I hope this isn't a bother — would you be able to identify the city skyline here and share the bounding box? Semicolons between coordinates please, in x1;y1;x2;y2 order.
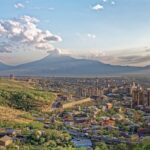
0;0;150;66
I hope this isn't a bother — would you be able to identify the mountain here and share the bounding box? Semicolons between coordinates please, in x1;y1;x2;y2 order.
0;62;12;71
134;65;150;74
0;53;149;76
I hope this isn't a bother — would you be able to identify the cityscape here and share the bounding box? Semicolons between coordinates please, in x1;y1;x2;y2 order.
0;76;150;149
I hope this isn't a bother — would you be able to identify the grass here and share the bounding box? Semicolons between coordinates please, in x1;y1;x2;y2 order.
0;106;33;124
0;78;56;111
0;78;56;129
0;78;34;88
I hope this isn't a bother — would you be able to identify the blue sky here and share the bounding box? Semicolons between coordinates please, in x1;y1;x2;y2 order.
0;0;150;66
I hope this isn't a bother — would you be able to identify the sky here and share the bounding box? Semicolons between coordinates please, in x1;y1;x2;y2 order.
0;0;150;66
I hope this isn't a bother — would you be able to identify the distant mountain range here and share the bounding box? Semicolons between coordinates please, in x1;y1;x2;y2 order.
0;62;12;71
0;53;150;77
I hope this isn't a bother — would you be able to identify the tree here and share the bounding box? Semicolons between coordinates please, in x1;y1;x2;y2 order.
112;143;128;150
140;138;150;150
95;142;108;150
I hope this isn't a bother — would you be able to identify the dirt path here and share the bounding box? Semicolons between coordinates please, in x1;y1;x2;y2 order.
62;98;92;109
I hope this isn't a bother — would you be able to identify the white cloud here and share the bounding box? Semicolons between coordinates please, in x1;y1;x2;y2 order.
86;51;113;62
0;16;62;53
20;15;39;23
87;33;96;39
14;3;25;9
74;50;117;65
47;48;62;55
103;0;107;2
111;1;115;5
92;4;104;11
0;43;12;53
0;24;6;33
75;33;96;40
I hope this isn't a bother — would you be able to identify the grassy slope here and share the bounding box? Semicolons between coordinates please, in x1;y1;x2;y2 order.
0;78;56;111
0;106;33;123
0;78;56;127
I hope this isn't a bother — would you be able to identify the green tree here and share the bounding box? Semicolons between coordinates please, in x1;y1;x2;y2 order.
95;142;108;150
112;143;128;150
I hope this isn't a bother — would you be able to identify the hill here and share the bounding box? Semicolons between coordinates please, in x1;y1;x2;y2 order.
0;79;56;111
0;106;33;124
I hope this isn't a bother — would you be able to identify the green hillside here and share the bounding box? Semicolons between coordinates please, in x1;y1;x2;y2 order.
0;79;74;150
0;78;56;111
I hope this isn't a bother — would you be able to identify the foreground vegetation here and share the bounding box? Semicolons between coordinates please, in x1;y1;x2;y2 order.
0;79;56;111
0;79;74;149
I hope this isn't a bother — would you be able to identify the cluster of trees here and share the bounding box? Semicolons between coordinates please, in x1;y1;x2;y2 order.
95;141;150;150
26;129;72;149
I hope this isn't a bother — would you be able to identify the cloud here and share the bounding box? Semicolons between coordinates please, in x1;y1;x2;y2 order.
0;24;6;33
0;43;12;53
75;47;150;67
87;33;96;39
118;55;150;64
0;16;62;53
76;50;117;64
75;33;96;40
92;4;104;11
111;1;115;5
89;52;118;64
47;48;62;55
145;48;150;52
14;3;25;9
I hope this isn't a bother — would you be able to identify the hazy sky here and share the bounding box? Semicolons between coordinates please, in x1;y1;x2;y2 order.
0;0;150;66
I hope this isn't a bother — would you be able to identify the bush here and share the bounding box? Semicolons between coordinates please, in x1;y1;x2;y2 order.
28;121;44;130
95;142;108;150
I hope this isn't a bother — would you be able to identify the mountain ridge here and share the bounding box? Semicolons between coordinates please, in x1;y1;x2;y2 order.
0;62;12;71
0;54;149;76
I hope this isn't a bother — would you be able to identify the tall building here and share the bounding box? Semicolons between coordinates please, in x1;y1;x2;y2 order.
131;82;137;106
131;83;144;106
130;82;136;95
75;87;103;98
147;88;150;106
137;87;144;106
132;88;138;106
